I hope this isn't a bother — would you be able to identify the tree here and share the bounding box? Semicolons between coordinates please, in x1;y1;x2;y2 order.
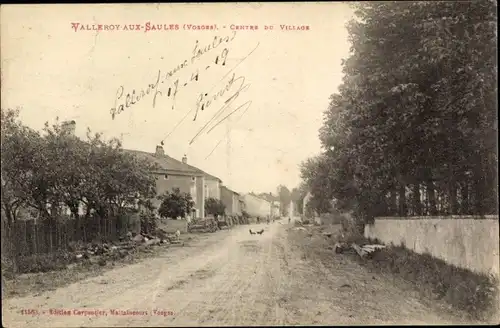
299;156;340;215
1;109;159;272
276;185;291;216
1;108;44;226
205;197;226;219
290;188;301;202
290;187;301;215
157;188;195;219
299;1;497;222
80;129;157;219
1;108;158;222
292;182;309;215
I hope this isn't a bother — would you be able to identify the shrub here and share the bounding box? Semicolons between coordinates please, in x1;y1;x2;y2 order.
205;198;226;219
157;188;194;219
16;251;76;274
140;210;157;235
320;212;343;225
340;212;364;236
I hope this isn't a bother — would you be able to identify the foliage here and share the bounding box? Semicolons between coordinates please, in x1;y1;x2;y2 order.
241;210;250;219
1;108;44;225
205;197;226;219
276;185;292;216
15;251;75;274
292;182;309;215
290;187;301;202
300;1;498;221
157;188;195;219
355;241;499;322
304;201;315;219
139;201;157;234
0;109;157;226
300;157;336;215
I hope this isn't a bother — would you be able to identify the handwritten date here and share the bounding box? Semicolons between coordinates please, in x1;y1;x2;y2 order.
110;32;236;119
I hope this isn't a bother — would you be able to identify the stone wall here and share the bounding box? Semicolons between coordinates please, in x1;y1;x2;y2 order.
365;216;500;277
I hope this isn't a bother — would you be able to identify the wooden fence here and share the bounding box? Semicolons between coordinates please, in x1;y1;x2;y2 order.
1;214;139;257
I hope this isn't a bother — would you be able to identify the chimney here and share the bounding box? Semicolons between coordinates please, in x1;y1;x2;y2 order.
155;145;165;157
61;120;76;136
182;154;187;164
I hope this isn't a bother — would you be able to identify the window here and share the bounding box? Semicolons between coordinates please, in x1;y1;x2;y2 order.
192;177;196;181
164;174;169;180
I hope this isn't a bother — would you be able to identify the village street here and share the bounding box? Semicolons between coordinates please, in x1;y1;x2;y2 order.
3;220;468;327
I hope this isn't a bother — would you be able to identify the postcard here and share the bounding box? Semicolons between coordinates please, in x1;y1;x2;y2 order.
1;2;498;327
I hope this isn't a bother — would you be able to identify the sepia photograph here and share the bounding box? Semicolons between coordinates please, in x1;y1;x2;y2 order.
1;2;498;326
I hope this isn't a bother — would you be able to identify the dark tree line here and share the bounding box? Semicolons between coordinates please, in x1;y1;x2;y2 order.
300;1;498;222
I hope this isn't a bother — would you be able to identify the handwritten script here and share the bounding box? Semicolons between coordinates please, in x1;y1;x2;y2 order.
110;31;260;156
166;41;259;158
110;31;236;119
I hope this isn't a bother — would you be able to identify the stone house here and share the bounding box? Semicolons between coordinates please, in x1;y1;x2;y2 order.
220;186;242;216
256;193;281;218
239;197;246;214
125;146;206;218
204;176;222;200
125;146;227;219
179;156;222;200
241;193;272;218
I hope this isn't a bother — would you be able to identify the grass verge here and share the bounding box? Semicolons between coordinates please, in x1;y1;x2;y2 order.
344;231;499;322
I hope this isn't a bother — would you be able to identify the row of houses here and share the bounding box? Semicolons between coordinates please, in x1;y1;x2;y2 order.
125;144;238;219
127;144;283;220
58;121;282;220
241;193;280;218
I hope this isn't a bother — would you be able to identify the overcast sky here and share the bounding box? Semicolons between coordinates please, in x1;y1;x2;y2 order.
1;3;354;195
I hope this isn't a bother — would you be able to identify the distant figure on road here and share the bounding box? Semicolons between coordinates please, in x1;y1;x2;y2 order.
288;217;291;224
257;217;260;224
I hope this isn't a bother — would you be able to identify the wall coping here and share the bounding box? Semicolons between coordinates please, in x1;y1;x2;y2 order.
374;215;499;221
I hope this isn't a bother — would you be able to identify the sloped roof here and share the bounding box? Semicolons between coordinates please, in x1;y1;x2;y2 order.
182;162;222;182
124;149;202;176
245;193;272;203
221;185;240;196
124;149;222;182
248;192;279;203
257;193;280;202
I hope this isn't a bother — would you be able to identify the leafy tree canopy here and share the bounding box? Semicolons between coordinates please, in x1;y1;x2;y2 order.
299;1;497;220
157;188;195;219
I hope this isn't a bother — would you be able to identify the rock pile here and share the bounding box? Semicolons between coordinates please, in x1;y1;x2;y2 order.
72;229;182;263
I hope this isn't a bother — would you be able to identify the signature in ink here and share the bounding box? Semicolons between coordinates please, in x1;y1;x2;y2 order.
159;42;259;139
109;32;237;120
189;42;260;145
189;72;251;145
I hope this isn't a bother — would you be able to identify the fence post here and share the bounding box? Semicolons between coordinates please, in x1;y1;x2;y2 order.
49;222;53;252
56;221;60;251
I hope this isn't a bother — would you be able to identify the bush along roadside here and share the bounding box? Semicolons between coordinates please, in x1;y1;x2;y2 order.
347;237;499;322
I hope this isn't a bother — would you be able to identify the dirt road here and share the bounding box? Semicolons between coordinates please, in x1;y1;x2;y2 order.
3;221;469;327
